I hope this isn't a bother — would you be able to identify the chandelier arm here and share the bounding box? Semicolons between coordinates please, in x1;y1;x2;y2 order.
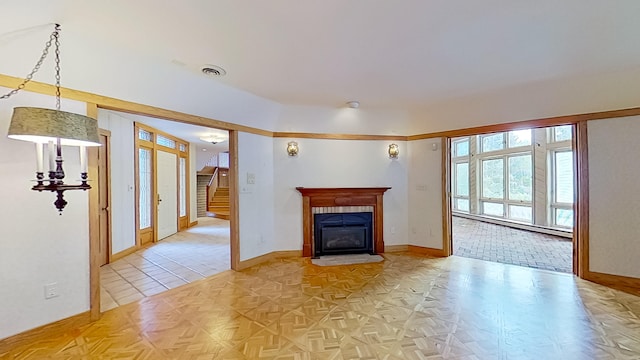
0;24;60;100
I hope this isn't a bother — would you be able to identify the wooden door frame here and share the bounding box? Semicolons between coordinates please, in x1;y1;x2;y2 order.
88;105;240;320
133;122;191;245
442;123;586;277
97;129;113;265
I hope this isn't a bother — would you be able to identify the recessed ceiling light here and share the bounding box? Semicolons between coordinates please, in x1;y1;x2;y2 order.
346;101;360;109
202;148;207;152
201;64;226;77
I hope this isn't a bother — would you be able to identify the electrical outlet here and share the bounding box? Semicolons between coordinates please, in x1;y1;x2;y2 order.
44;283;59;299
247;173;256;184
390;226;396;234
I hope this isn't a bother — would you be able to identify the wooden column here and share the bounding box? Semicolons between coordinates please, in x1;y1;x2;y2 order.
302;196;312;257
374;194;385;256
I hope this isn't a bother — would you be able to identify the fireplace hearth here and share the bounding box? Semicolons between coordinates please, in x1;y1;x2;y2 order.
314;212;373;257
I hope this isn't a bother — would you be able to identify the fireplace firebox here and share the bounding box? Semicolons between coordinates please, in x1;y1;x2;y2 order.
314;212;373;257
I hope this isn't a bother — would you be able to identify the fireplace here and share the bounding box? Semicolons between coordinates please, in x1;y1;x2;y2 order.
314;212;373;257
296;187;391;257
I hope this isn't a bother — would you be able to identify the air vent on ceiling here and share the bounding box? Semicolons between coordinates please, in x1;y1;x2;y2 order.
201;65;226;77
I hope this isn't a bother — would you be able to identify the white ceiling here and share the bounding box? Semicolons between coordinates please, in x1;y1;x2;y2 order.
110;111;229;153
2;1;640;117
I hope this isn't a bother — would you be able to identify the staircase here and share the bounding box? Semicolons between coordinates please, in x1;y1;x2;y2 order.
208;187;230;220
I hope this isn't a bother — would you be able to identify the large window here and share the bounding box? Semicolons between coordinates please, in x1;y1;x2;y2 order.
549;125;574;227
480;153;532;222
451;126;575;230
452;138;470;212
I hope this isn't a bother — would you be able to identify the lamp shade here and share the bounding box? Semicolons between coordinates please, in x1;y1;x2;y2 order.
8;107;101;146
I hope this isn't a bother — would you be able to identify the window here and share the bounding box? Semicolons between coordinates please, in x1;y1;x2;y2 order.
451;137;470;213
179;143;187;152
179;157;187;217
508;130;531;148
509;205;532;222
481;133;504;153
139;148;152;229
450;126;574;230
552;125;572;142
156;134;176;149
551;150;574;227
138;129;152;142
454;139;469;157
456;163;469;197
508;155;532;201
478;132;533;222
456;199;470;212
483;202;504;217
482;158;504;199
218;152;230;168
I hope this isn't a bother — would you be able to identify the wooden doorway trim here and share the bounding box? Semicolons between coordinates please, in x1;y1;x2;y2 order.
442;137;453;256
575;121;589;277
98;129;113;266
87;103;101;321
441;123;585;278
88;106;241;317
229;130;240;270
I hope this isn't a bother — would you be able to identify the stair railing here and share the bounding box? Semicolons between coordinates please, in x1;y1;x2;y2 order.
206;167;219;210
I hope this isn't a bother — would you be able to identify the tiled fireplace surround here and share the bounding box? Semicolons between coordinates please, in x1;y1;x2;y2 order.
296;187;391;257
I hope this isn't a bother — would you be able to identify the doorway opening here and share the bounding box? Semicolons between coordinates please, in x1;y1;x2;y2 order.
95;110;233;311
449;125;575;273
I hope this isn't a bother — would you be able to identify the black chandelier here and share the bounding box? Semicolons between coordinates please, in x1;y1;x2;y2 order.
1;24;101;213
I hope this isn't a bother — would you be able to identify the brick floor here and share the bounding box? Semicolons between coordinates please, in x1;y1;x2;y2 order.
452;216;573;273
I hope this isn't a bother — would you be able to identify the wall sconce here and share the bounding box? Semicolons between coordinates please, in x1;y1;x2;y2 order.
2;24;101;213
388;143;399;159
287;141;299;156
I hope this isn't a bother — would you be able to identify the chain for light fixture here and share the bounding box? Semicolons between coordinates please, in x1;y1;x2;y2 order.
0;24;60;101
3;24;101;213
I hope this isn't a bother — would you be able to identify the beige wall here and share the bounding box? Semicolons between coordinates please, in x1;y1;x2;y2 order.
407;138;444;249
588;116;640;278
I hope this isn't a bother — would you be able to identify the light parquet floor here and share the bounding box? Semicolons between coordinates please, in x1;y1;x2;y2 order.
3;253;640;359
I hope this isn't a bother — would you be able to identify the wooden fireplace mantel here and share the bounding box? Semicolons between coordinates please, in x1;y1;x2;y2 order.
296;187;391;257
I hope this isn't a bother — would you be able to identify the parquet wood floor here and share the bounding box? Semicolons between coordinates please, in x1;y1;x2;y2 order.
2;253;640;359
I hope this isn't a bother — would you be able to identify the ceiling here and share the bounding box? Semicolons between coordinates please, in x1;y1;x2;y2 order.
2;1;640;114
110;111;229;153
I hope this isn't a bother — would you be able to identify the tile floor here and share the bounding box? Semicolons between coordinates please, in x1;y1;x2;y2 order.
100;217;230;311
453;216;573;273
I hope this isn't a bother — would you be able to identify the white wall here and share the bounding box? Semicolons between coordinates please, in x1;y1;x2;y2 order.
97;110;136;254
0;88;89;339
276;105;411;135
272;138;409;252
588;116;640;278
407;139;444;249
237;132;275;261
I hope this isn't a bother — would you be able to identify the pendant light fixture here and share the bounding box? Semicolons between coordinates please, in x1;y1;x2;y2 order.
2;24;101;213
